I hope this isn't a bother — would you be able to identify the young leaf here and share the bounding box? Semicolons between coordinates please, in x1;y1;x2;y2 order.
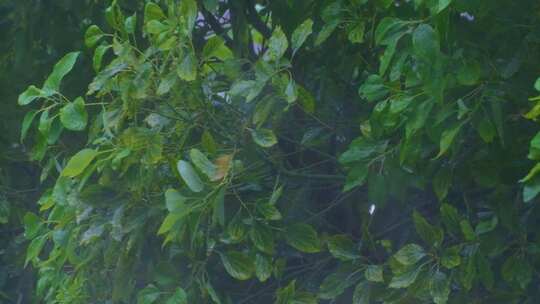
93;44;111;72
285;223;320;253
436;123;463;158
179;0;197;35
177;49;198;81
177;160;204;192
62;148;98;178
220;251;254;280
144;2;166;23
25;234;48;267
60;97;88;131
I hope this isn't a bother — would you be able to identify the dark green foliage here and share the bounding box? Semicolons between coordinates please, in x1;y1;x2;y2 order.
5;0;540;303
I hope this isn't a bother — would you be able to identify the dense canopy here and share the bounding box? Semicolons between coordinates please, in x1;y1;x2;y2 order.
2;0;540;303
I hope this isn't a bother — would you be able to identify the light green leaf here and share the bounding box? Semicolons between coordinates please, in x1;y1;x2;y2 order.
220;251;254;280
93;45;111;72
23;212;42;239
18;85;45;106
457;61;481;86
62;148;98;178
165;288;187;304
535;77;540;91
393;243;426;265
285;223;320;253
25;234;48;267
291;19;313;54
343;163;369;192
264;26;288;61
255;254;272;282
315;21;339;46
190;148;217;179
144;2;166;23
177;160;204;192
348;21;366;43
60;97;88;131
85;25;105;48
43;52;80;93
375;17;406;46
146;20;169;34
202;36;233;61
125;13;137;34
327;235;360;260
165;189;186;212
365;265;384;283
250;128;278;148
20;110;38;142
441;246;461;269
179;0;197;35
177;50;198;81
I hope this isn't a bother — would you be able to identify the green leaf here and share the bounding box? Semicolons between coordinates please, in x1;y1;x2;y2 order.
85;25;105;48
535;77;540;91
315;20;339;46
441;246;461;269
352;281;370;304
348;21;366;43
165;189;186;212
436;123;462;158
62;148;98;178
457;61;481;86
250;224;275;254
375;17;406;46
412;24;439;62
430;271;450;304
388;264;423;288
440;203;461;235
190;148;217;179
177;49;198;81
125;13;137;34
158;212;186;235
433;166;451;201
255;254;272;282
285;223;320;253
165;288;187;304
327;235;359;260
60;97;88;131
137;284;161;304
146;20;169;34
177;160;204;192
20;110;38;142
365;265;384;283
459;219;476;241
264;26;288;61
23;212;42;239
318;271;352;300
358;75;389;102
476;253;494;290
202;36;233;61
291;19;313;54
250;128;278;148
93;44;111;72
413;211;444;247
43;52;80;94
502;255;532;289
393;244;426;265
220;251;254;280
144;2;166;23
179;0;197;35
18;85;45;106
25;234;48;267
524;177;540;202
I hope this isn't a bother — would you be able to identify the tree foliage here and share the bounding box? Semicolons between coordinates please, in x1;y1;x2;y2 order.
7;0;540;303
